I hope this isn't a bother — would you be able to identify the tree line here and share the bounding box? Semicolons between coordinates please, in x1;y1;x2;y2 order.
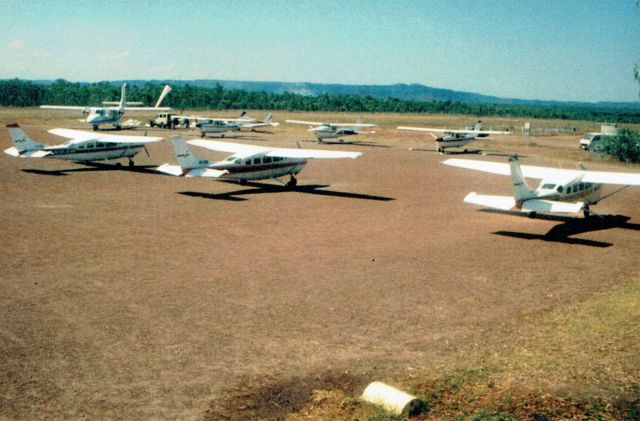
1;78;639;124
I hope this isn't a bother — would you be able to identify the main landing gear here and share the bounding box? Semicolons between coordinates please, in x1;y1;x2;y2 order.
286;175;298;188
128;158;135;167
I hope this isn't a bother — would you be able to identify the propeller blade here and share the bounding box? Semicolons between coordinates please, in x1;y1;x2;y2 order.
144;145;150;157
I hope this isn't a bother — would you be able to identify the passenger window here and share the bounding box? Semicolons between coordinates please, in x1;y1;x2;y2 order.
244;160;250;165
253;158;262;165
567;186;572;194
264;156;272;163
234;159;242;164
274;156;282;162
557;186;563;193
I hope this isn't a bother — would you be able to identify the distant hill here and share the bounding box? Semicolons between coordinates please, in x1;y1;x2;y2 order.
15;78;640;110
112;79;640;110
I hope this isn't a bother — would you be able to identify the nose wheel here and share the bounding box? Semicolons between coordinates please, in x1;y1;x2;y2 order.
286;175;298;188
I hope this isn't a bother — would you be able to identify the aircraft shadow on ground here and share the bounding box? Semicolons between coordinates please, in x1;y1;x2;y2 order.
22;162;159;176
301;139;390;148
409;148;526;158
179;181;395;202
481;209;640;248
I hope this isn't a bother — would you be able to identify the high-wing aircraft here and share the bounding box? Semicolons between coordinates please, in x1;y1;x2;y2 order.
41;84;171;131
285;118;376;143
398;121;511;153
4;123;162;166
156;136;362;187
443;156;640;217
169;112;278;137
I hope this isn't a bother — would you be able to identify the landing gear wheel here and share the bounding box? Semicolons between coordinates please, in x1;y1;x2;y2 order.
221;134;225;138
583;207;591;219
93;125;99;131
115;125;122;130
200;131;205;138
128;159;134;168
287;176;298;188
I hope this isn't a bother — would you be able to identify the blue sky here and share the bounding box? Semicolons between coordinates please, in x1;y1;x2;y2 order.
1;0;639;102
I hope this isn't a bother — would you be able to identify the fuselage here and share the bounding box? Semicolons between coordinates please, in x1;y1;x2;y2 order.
86;108;123;127
44;141;144;162
197;120;241;134
530;176;603;206
313;126;358;140
188;153;306;181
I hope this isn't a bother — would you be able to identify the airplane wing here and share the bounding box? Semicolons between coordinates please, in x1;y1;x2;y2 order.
188;139;362;159
329;123;376;128
581;170;640;186
40;105;90;111
445;158;640;186
285;119;322;126
48;128;163;144
398;126;509;135
123;106;172;111
443;158;578;180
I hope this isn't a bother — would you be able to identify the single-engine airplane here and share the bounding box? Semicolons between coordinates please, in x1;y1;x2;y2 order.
398;121;511;153
4;123;162;167
179;112;278;137
156;136;361;187
41;83;171;131
285;118;376;143
443;156;640;217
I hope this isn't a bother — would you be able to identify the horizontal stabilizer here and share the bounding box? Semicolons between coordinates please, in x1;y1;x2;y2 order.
4;147;51;158
155;163;184;176
4;147;19;157
464;193;515;210
185;168;229;178
521;199;584;214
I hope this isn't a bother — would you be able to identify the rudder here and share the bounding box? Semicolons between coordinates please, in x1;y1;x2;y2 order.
6;123;45;151
170;136;210;169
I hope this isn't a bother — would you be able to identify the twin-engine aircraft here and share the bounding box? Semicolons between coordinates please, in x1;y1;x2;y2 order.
443;156;640;217
285;118;376;143
156;136;361;187
398;121;511;153
41;83;171;131
4;123;162;166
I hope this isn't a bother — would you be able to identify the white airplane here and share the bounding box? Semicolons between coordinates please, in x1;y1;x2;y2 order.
156;136;361;187
398;121;511;153
443;156;640;217
285;118;376;143
41;84;171;131
172;111;278;137
4;123;162;167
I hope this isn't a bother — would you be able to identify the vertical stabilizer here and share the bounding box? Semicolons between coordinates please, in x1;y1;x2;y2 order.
6;123;45;151
473;120;483;131
509;156;536;203
264;113;272;123
170;136;210;169
155;85;172;108
118;83;127;112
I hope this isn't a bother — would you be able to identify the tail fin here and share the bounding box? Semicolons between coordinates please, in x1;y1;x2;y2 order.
170;136;210;169
6;123;45;152
154;85;172;108
118;83;127;111
509;156;535;202
238;111;247;118
264;113;272;123
473;120;483;131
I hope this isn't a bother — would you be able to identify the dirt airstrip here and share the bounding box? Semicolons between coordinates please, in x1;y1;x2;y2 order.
0;109;639;419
